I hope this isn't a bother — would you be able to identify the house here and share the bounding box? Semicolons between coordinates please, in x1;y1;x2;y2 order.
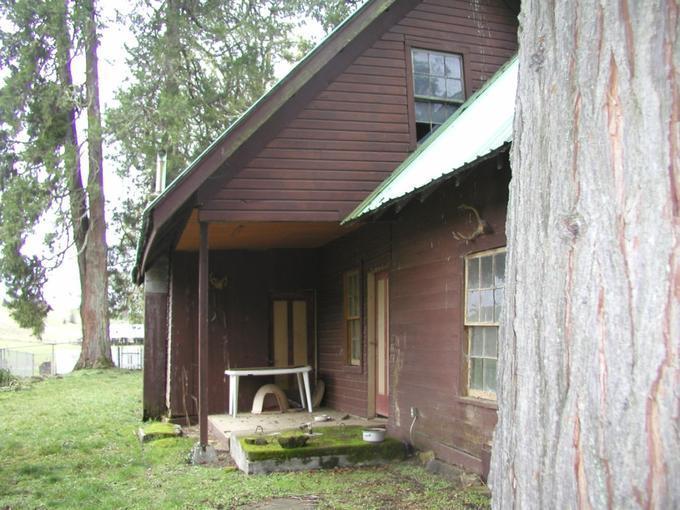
133;0;519;477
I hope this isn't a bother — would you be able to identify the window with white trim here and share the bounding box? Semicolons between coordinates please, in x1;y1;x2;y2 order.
411;48;465;142
465;248;505;399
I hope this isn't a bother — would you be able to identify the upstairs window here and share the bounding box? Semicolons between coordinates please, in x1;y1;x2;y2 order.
411;48;465;142
465;248;505;400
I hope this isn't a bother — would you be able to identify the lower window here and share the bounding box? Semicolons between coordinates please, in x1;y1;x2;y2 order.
464;248;505;399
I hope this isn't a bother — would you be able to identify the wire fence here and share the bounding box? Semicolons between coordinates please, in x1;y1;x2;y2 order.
0;343;143;377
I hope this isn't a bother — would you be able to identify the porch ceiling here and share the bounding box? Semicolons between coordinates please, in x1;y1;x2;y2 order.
176;209;358;251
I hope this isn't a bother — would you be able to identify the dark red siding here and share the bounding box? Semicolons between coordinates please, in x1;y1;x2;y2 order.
318;159;510;474
167;250;318;417
317;223;391;416
201;0;517;222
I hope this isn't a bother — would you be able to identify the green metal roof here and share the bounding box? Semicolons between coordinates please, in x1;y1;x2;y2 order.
343;55;518;224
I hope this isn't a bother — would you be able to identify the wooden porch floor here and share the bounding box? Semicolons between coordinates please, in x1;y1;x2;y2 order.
208;408;387;450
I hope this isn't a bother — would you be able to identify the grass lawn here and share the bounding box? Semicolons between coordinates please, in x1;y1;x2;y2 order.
0;370;490;509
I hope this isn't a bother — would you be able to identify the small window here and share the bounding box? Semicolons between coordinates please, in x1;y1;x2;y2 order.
465;248;505;399
344;270;361;366
411;48;465;142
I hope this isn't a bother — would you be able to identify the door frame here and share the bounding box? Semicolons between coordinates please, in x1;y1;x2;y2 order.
366;270;389;418
268;291;316;374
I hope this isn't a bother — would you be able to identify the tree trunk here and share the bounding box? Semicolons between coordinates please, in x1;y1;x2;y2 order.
56;0;88;302
490;1;679;508
75;0;112;369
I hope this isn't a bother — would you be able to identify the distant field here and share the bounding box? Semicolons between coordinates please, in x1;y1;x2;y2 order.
0;306;81;348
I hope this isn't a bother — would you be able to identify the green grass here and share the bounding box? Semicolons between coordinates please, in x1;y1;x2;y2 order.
0;370;490;509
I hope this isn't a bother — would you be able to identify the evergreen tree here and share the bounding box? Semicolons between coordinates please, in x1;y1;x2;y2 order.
0;0;112;367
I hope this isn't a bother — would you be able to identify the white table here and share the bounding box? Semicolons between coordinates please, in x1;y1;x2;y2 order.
224;365;313;418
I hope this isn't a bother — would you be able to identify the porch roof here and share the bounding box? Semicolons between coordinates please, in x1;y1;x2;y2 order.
175;211;358;251
342;55;518;224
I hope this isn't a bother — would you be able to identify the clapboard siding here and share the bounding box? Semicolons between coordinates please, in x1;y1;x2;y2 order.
201;0;517;221
317;223;392;416
315;158;511;474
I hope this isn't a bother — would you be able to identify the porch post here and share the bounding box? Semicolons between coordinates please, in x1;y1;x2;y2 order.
142;256;169;421
198;221;209;448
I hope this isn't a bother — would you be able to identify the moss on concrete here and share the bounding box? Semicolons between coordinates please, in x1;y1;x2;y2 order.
138;422;182;443
240;426;405;463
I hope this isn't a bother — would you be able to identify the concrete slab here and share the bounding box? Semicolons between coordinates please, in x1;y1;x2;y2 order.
229;426;405;474
208;408;386;451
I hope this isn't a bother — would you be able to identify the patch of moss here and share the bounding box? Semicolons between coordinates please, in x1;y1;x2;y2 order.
139;422;182;443
239;426;405;463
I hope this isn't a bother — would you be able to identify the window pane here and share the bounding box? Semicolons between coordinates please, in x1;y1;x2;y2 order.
351;319;361;360
470;327;484;356
414;73;429;96
495;252;506;287
467;290;480;322
413;49;429;74
484;327;498;358
446;78;463;100
429;53;445;76
467;257;479;290
347;272;359;316
483;359;497;393
415;101;430;122
481;255;493;288
480;289;494;322
430;77;446;98
445;55;461;78
494;288;504;322
432;102;449;123
470;358;483;390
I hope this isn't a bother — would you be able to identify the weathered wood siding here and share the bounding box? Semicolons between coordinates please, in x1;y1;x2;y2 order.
388;161;509;474
318;159;510;474
167;250;318;417
201;0;517;222
317;223;392;416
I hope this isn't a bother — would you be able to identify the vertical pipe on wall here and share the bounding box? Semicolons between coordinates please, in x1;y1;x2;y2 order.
198;222;209;448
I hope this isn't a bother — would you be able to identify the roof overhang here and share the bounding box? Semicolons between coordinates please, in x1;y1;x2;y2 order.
133;0;421;284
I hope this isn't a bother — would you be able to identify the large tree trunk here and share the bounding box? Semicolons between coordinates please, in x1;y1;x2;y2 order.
490;1;679;508
75;0;112;369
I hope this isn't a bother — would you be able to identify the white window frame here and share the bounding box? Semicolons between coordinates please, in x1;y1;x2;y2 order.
464;247;506;400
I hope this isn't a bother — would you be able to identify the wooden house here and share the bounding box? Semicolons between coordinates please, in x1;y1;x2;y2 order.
133;0;519;477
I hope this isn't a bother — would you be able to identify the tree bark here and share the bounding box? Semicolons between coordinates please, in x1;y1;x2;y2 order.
56;0;88;303
491;1;679;508
75;0;112;369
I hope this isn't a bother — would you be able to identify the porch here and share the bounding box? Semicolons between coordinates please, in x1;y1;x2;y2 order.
208;408;387;450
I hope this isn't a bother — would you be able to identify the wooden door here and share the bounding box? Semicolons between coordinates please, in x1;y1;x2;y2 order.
375;272;389;417
271;296;312;389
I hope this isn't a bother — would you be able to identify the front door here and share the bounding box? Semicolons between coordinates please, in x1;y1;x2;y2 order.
271;295;313;389
375;272;389;417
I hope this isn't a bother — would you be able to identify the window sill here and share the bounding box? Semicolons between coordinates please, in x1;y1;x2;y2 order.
344;364;363;374
455;396;498;410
